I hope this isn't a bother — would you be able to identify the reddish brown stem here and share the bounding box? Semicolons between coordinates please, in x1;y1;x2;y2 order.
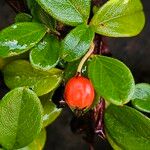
93;98;106;139
89;143;95;150
93;34;112;56
6;0;28;13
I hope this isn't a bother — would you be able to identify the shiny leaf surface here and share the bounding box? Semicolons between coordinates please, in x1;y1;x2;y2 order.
30;35;60;70
27;0;56;29
19;129;46;150
35;0;91;26
90;0;145;37
62;24;94;62
131;83;150;113
105;105;150;150
0;87;43;149
40;93;62;128
15;13;32;22
3;60;63;96
0;22;47;57
88;55;135;105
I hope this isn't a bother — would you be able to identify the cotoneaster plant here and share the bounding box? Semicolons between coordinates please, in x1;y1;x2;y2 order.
0;0;149;149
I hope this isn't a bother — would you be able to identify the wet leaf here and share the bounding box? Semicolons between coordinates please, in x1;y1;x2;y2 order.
90;0;145;37
35;0;91;26
0;22;47;57
30;35;60;70
19;129;46;150
3;60;63;96
15;13;32;22
27;0;56;30
40;93;62;128
88;55;135;105
0;87;43;149
62;24;94;62
105;105;150;150
131;83;150;113
0;51;29;70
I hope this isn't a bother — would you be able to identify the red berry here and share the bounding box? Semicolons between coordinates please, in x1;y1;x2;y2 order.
64;76;95;109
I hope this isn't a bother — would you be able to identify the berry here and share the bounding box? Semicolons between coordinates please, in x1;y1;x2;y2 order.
64;76;95;109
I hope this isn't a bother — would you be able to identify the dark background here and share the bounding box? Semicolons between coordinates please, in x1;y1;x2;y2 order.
0;0;150;150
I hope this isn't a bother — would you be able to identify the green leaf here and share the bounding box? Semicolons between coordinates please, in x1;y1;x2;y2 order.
27;0;56;30
40;93;62;128
0;51;29;70
131;83;150;113
15;13;32;22
19;129;46;150
26;0;36;9
64;60;80;82
88;55;135;105
90;0;145;37
62;24;94;62
0;87;43;149
35;0;91;26
33;5;56;30
3;60;63;96
0;22;47;58
30;35;60;70
105;105;150;150
64;59;88;82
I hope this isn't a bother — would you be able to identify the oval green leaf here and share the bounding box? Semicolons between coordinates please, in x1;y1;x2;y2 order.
62;24;94;62
0;51;29;70
88;55;135;105
90;0;145;37
0;87;43;149
3;60;63;96
35;0;91;26
40;93;62;128
105;105;150;150
0;22;47;58
26;0;56;30
131;83;150;113
19;129;46;150
30;35;60;70
15;13;32;23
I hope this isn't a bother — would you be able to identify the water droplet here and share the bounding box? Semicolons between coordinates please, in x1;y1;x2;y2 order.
15;76;20;80
123;0;129;4
43;114;49;121
12;25;17;29
0;40;27;50
9;51;18;56
30;42;35;46
38;41;47;50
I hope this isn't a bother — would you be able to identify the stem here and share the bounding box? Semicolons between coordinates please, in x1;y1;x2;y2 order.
47;28;61;37
6;0;28;13
89;143;95;150
77;42;95;74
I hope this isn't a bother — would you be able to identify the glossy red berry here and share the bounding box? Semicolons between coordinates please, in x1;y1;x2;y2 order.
64;76;95;109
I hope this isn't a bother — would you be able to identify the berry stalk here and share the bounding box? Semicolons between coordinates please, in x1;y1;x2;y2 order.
77;42;95;74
